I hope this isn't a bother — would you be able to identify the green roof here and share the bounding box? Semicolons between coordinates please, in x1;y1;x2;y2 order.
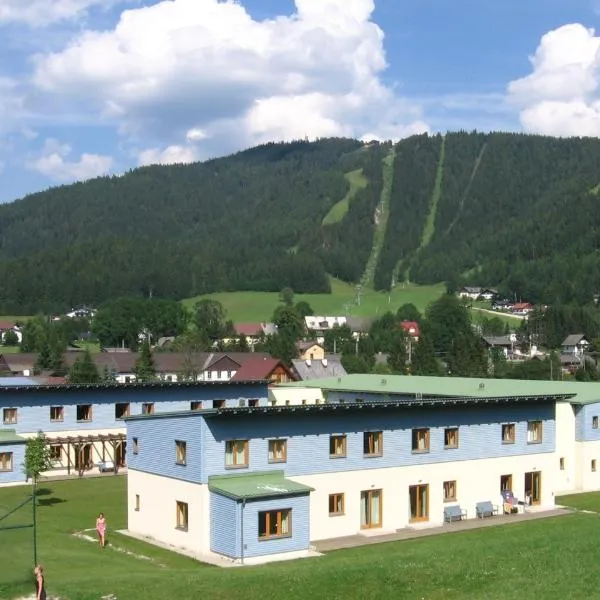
208;470;314;500
0;429;26;445
280;374;600;405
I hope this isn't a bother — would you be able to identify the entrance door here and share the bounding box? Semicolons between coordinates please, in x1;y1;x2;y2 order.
75;444;92;470
360;489;382;529
115;442;127;467
524;472;542;505
500;474;513;493
409;484;429;522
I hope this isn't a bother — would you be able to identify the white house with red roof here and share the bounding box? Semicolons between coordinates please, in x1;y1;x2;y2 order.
399;321;420;341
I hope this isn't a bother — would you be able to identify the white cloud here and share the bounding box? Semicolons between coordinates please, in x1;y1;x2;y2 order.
138;145;199;166
0;0;133;27
32;0;428;154
29;138;113;182
508;23;600;137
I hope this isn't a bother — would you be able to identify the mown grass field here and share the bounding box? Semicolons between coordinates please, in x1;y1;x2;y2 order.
182;278;446;323
0;478;599;600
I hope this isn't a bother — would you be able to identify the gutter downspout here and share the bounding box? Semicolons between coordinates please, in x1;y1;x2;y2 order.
240;498;246;565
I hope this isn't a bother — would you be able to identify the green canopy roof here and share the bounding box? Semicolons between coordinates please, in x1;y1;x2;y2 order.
209;471;314;501
0;429;26;445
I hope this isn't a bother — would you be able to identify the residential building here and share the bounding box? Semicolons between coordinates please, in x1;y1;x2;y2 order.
230;357;297;384
0;378;268;485
561;334;589;357
291;357;347;381
0;322;22;344
295;341;325;361
399;321;420;341
124;374;581;564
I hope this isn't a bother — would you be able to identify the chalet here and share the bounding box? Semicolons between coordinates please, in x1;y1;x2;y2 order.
296;341;325;361
230;357;296;384
399;321;420;341
458;287;497;301
561;334;590;357
346;317;373;339
482;335;516;359
291;356;347;381
511;303;534;316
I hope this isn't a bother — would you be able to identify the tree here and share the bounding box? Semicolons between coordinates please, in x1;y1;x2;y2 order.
68;349;100;384
23;431;52;485
411;327;442;376
279;287;295;306
323;324;353;354
426;294;473;356
263;332;298;366
387;334;407;373
101;365;117;383
193;299;227;341
396;303;422;324
179;352;203;381
135;342;156;382
2;329;18;346
272;305;304;341
294;301;314;319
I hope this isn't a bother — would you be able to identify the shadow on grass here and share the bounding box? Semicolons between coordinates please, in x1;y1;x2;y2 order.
35;488;52;497
38;497;66;507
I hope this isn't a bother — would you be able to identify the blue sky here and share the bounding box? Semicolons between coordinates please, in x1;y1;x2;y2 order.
0;0;599;203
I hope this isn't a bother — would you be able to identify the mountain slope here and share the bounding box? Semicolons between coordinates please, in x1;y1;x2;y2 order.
2;132;600;313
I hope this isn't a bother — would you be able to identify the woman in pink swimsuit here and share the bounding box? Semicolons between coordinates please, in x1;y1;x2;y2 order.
96;512;107;548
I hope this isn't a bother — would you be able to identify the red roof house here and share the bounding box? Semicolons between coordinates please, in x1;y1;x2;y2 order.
399;321;420;339
230;356;297;383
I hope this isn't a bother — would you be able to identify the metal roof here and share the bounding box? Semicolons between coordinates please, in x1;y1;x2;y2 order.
208;471;313;501
279;374;595;404
0;428;26;444
0;376;41;387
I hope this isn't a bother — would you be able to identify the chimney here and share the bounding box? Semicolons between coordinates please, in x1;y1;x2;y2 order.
322;358;328;367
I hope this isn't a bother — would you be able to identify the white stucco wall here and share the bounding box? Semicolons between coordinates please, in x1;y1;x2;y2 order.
290;452;556;541
127;469;210;554
554;402;577;493
574;441;600;492
268;386;325;406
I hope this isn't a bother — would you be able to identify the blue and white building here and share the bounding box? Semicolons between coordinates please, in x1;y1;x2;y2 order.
125;374;592;563
0;377;268;484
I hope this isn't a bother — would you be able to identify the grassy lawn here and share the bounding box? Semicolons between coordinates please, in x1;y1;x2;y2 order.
322;169;368;226
1;479;600;600
556;491;600;512
182;278;445;322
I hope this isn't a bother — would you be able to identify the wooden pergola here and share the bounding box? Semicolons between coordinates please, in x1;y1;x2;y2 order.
46;433;126;477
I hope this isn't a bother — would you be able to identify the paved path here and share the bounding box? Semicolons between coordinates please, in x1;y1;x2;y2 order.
313;507;571;552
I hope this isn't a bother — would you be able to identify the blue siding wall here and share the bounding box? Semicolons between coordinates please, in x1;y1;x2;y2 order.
241;494;310;559
210;492;239;558
201;403;556;480
127;415;203;482
576;404;600;441
0;384;267;434
0;443;27;484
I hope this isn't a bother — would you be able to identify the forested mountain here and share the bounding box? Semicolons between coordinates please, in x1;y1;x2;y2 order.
1;132;600;313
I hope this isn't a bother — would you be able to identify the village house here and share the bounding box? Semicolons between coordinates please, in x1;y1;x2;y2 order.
295;341;325;361
291;356;348;381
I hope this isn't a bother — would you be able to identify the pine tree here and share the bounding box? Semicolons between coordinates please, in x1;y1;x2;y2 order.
69;349;100;384
135;342;156;382
411;333;442;376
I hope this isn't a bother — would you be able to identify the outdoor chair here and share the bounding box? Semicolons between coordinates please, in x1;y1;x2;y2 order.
475;501;499;518
443;505;467;523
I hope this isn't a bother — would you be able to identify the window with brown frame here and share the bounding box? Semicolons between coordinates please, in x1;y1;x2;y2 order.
268;439;287;463
328;493;345;516
176;440;187;465
2;408;17;425
115;403;130;420
559;457;565;470
249;399;259;407
176;501;188;530
329;435;347;458
49;445;61;461
213;399;226;409
142;403;154;415
258;509;291;539
363;431;383;456
412;428;430;452
593;460;597;472
443;480;457;502
444;427;459;449
225;439;248;468
593;416;599;429
132;437;139;455
190;401;203;411
76;404;92;422
527;421;543;444
0;452;13;471
502;423;515;444
50;406;64;422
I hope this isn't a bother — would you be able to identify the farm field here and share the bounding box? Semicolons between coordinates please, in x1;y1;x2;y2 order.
0;478;599;600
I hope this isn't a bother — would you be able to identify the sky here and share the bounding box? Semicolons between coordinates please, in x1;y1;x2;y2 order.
1;0;599;203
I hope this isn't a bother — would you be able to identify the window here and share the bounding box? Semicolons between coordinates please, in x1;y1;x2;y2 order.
249;399;259;407
502;423;515;444
190;401;202;411
135;494;140;511
285;400;291;406
329;435;347;458
225;440;248;468
594;416;599;429
412;428;430;452
142;403;154;415
268;439;287;463
238;399;246;407
444;427;459;449
593;460;597;472
443;480;457;502
301;399;307;405
0;452;13;471
50;406;64;422
361;489;382;528
328;493;345;516
527;421;543;444
176;501;188;530
500;474;512;493
363;431;383;456
76;404;92;422
213;399;226;409
115;403;130;419
49;445;61;461
258;509;291;539
2;408;17;425
559;457;565;470
176;440;187;465
132;437;139;455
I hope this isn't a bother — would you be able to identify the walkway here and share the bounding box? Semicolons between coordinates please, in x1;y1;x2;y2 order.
313;507;571;552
